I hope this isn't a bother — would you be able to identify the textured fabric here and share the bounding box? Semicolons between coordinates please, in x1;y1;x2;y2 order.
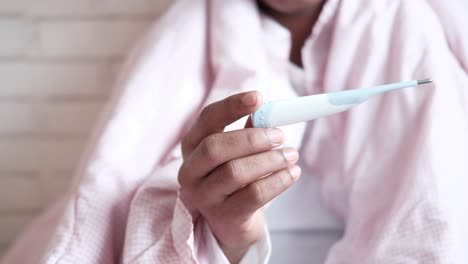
3;0;468;263
263;58;345;263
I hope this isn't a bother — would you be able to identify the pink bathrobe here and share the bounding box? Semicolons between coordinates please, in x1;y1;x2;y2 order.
3;0;468;263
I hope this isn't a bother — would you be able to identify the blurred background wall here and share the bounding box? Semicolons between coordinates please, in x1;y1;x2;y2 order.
0;0;172;257
0;0;467;259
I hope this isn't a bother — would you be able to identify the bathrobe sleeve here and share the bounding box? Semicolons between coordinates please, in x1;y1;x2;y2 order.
118;147;270;264
309;0;468;263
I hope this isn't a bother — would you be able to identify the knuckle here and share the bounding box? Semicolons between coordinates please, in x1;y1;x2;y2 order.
181;136;192;156
199;105;214;125
223;160;244;185
265;150;281;164
226;94;240;114
245;130;262;149
177;163;190;186
224;133;242;148
245;156;262;172
247;183;266;206
278;170;293;188
199;135;221;162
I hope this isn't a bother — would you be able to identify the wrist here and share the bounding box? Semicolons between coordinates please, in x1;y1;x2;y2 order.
220;244;250;264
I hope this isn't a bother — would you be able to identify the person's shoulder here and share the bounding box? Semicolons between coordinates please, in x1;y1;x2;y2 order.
369;0;443;36
332;0;450;76
360;0;446;51
339;0;442;34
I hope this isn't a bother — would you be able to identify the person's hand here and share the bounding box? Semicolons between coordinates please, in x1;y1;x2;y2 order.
178;91;301;263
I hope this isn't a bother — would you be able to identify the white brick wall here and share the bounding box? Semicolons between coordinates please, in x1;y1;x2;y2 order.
0;0;173;257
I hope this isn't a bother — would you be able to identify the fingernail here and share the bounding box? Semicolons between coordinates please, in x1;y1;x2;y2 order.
282;148;299;163
267;128;284;146
288;165;301;180
241;92;258;106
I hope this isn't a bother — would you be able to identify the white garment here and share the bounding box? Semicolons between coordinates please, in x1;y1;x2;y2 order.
236;64;345;264
236;14;346;264
265;63;345;263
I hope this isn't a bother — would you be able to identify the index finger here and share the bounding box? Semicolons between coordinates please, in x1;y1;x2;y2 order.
182;91;263;156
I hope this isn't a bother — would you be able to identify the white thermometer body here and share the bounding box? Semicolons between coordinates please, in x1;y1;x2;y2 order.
252;79;432;128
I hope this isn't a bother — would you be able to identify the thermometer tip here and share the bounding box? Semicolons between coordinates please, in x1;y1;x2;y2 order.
417;78;433;85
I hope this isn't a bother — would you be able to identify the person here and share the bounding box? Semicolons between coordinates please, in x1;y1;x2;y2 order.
3;0;468;263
